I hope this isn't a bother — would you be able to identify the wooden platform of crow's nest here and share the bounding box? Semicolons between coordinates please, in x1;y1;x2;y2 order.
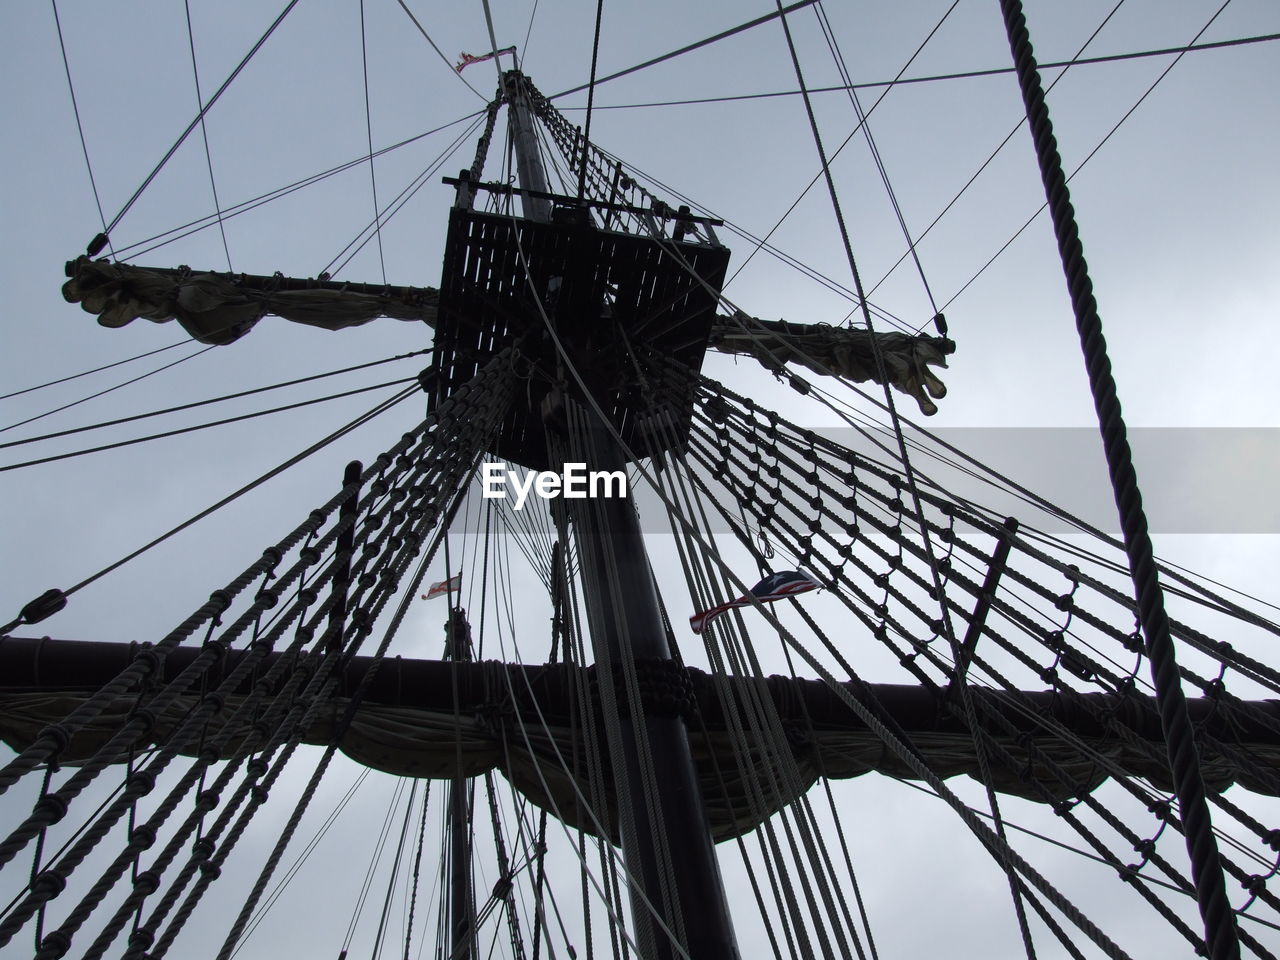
429;207;730;470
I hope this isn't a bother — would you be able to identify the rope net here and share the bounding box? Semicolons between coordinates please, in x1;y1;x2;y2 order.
2;344;1277;958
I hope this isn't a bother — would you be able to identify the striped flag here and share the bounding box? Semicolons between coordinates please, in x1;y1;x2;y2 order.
689;571;821;634
422;573;461;600
455;46;516;74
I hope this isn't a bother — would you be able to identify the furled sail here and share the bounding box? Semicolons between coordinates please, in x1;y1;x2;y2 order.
62;256;439;346
709;312;955;415
62;258;953;413
3;638;1275;844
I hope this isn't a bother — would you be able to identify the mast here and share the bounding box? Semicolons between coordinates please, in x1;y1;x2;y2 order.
560;408;740;960
446;607;477;960
504;72;552;223
502;69;740;960
4;16;1272;956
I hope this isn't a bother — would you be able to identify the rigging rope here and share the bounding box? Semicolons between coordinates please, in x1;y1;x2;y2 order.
630;356;858;957
577;0;605;202
0;349;431;451
319;113;489;279
0;383;418;634
403;779;431;960
8;531;365;953
393;0;488;101
0;376;416;472
868;0;1129;307
546;0;819;101
359;0;387;285
892;770;1280;938
109;110;486;262
754;18;1046;951
97;0;301;247
812;1;942;319
463;60;1280;942
675;358;1274;947
722;0;959;296
49;0;109;253
520;0;541;67
0;346;217;436
231;769;373;956
794;370;1280;645
371;781;420;959
941;0;1236;316
63;625;356;959
342;779;409;954
210;425;497;960
489;156;1142;956
182;0;232;272
0;340;191;402
997;2;1239;956
559;30;1280;110
684;367;1276;728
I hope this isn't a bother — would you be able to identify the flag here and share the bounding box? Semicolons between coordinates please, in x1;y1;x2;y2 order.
455;46;516;74
423;573;461;600
689;571;821;634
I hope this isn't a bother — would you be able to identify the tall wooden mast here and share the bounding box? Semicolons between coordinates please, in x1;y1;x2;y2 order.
446;608;476;960
490;69;740;960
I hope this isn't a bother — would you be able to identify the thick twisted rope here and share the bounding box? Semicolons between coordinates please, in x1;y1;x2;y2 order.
997;2;1239;957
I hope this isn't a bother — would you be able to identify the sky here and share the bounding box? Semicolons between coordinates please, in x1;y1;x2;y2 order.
2;1;1279;958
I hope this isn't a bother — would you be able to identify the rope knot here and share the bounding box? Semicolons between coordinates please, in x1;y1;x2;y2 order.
196;789;221;812
125;768;156;799
127;928;154;951
37;931;71;960
34;792;69;825
38;723;70;755
133;869;160;894
32;870;66;898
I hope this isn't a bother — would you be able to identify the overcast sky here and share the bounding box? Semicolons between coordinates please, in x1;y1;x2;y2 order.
2;1;1279;958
